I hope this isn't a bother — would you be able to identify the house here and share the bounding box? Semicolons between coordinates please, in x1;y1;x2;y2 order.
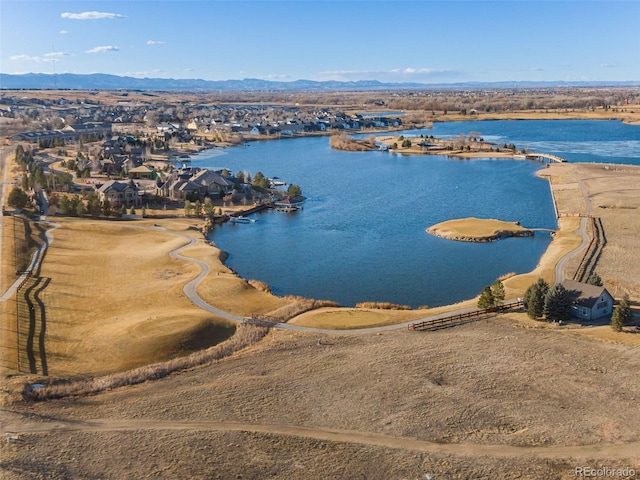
190;169;235;198
172;180;201;200
277;123;304;135
561;280;614;320
97;180;141;207
128;165;157;180
62;122;112;138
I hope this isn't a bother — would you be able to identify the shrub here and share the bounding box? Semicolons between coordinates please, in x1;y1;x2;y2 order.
248;279;271;293
355;302;411;310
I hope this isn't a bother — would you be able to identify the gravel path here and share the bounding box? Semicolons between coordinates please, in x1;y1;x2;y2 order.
5;418;640;461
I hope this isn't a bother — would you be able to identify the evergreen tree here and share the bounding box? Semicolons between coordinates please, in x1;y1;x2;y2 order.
611;308;624;332
491;280;505;305
523;278;549;319
251;171;269;189
611;293;631;332
59;195;71;215
193;200;203;218
477;286;495;309
203;198;215;217
586;272;603;286
70;196;84;216
287;184;302;198
101;199;112;217
184;200;193;217
86;193;101;216
544;283;572;322
7;187;28;209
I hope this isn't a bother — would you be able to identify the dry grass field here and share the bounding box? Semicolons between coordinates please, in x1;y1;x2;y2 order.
35;220;228;374
28;218;298;375
2;316;640;479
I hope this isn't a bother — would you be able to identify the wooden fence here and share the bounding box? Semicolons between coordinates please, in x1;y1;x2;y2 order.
408;301;524;332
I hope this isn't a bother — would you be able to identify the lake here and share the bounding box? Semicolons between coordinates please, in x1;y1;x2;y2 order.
198;120;639;308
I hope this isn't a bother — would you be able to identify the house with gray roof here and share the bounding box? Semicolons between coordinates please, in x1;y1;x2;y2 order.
190;169;235;198
561;280;614;321
97;180;140;207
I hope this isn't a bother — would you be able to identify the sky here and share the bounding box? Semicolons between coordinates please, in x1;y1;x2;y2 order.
1;0;639;84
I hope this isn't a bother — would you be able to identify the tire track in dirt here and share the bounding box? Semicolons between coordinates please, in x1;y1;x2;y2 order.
4;419;640;461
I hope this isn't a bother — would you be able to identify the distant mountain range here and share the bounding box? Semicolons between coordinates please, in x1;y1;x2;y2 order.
1;73;638;91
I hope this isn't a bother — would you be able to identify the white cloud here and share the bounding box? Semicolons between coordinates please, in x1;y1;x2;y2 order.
10;54;40;62
59;30;68;34
61;11;126;20
146;40;166;45
10;52;72;64
86;46;120;54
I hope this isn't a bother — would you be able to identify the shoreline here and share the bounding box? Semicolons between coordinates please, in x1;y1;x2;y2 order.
202;161;573;316
426;218;535;243
3;116;640;376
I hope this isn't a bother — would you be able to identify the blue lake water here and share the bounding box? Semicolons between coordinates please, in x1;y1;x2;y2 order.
199;120;640;308
425;119;640;165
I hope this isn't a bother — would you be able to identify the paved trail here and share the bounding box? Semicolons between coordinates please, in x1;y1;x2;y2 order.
164;226;520;334
3;418;639;461
553;165;592;283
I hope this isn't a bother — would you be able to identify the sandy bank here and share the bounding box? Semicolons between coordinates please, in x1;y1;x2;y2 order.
426;217;534;242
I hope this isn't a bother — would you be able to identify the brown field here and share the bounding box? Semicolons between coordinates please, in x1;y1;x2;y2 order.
2;315;640;479
11;219;290;375
37;220;230;374
2;103;640;477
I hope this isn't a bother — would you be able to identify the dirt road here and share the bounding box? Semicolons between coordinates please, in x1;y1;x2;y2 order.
4;418;640;461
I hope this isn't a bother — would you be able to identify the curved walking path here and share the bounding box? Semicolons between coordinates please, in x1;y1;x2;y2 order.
164;225;523;334
4;418;639;461
554;216;589;283
553;165;593;283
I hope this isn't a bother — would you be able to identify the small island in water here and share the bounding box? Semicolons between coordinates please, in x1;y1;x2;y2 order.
426;217;534;242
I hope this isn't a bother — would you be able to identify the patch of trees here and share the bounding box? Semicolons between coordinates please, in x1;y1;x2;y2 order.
611;293;631;332
287;184;302;198
184;198;223;218
523;279;572;322
7;187;28;209
54;193;123;218
477;280;506;309
251;172;270;189
58;195;86;217
330;134;377;151
38;137;66;149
